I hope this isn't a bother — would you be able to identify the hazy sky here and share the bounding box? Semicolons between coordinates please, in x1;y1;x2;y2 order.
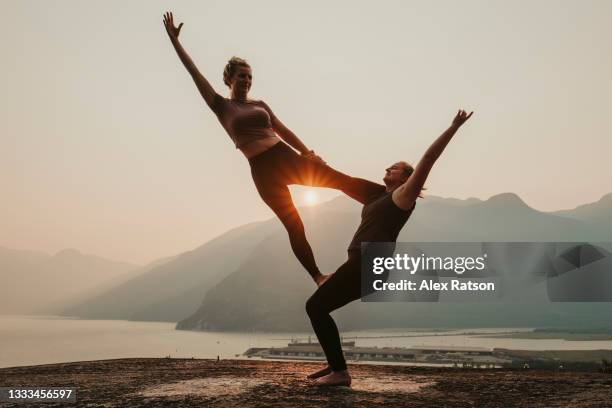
2;0;611;264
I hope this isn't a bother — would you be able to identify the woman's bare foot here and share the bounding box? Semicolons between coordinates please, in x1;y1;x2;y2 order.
314;273;332;287
314;370;351;387
306;365;332;380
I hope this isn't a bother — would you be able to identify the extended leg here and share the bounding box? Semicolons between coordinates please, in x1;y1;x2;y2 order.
288;153;386;204
256;183;321;279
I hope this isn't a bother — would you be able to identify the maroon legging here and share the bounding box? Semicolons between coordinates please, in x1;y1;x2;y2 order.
248;141;383;278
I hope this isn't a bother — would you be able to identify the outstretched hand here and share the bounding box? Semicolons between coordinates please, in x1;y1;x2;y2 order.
163;11;183;40
452;109;473;128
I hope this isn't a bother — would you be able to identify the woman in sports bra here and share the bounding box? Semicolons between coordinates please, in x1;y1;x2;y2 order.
163;12;381;286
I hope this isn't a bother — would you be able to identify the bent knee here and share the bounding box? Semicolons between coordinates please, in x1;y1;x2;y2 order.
305;296;322;317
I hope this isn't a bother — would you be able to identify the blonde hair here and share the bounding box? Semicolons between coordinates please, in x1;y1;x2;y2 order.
223;56;251;87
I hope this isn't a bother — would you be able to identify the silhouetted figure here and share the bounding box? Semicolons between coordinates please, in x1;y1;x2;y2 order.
163;11;378;286
306;110;473;387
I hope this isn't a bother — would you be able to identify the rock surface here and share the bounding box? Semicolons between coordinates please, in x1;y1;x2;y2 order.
1;358;611;407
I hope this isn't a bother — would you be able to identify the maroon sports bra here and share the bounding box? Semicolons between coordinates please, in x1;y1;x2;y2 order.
211;95;278;149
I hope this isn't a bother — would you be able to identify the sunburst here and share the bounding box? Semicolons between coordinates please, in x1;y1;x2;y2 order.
304;190;318;206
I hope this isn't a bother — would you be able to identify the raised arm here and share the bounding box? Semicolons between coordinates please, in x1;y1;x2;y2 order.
271;116;310;154
163;12;218;110
259;101;326;163
392;110;473;210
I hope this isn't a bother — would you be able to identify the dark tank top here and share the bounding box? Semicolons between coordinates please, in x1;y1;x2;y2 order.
348;191;415;251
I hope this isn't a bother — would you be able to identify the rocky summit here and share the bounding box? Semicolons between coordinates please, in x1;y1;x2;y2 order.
1;358;611;407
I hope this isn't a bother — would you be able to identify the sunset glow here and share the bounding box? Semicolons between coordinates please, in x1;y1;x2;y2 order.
304;190;319;206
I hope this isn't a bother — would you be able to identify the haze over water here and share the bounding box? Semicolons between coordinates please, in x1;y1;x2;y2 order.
3;316;612;369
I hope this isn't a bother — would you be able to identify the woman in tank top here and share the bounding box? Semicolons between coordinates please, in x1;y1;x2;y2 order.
163;12;380;286
306;109;473;387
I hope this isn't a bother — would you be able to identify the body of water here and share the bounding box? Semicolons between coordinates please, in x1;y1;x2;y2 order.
2;315;612;369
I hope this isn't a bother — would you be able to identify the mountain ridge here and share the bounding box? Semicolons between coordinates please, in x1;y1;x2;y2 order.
6;191;612;330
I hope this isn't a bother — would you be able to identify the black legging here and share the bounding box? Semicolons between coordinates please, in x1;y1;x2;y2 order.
305;250;383;371
249;142;383;278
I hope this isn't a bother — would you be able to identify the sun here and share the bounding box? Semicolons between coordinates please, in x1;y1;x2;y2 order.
304;190;319;206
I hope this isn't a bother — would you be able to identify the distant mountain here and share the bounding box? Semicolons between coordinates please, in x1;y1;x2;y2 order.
61;221;278;322
176;210;358;331
421;195;483;207
553;193;612;239
555;192;612;219
55;191;612;331
398;192;590;242
0;247;138;314
176;192;612;331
